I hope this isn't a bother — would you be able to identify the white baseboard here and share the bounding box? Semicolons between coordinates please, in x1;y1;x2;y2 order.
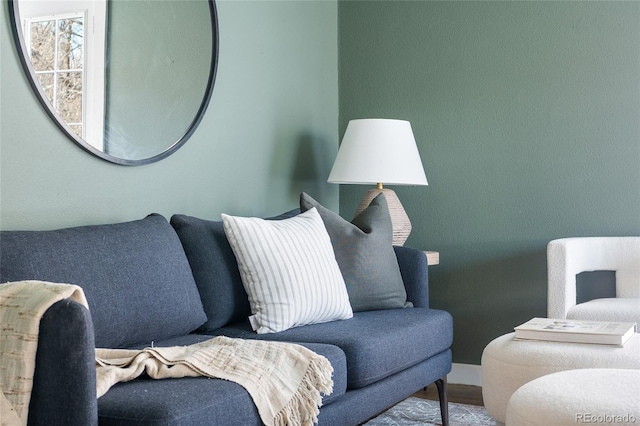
448;363;482;387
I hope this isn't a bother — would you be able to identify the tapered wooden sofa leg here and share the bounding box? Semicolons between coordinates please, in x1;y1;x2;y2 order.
435;376;449;426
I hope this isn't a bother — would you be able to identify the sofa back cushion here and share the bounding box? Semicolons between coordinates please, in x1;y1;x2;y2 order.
0;214;207;348
170;210;299;331
170;214;250;331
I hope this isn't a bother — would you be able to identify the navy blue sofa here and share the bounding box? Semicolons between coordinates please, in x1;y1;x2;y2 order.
0;214;453;426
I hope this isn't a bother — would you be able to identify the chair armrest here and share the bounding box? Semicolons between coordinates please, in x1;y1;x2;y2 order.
547;239;577;319
394;246;429;308
28;299;97;426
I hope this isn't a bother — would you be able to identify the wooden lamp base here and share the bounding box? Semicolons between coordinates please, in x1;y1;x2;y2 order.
355;187;412;246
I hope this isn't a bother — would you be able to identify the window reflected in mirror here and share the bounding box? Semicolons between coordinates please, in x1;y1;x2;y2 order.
27;15;84;138
19;0;106;151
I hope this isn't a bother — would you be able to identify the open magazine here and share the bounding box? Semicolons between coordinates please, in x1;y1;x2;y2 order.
514;317;637;346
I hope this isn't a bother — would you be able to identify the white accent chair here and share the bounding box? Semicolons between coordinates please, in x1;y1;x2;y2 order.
547;237;640;325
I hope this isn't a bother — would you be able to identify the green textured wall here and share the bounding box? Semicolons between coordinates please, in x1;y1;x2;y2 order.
3;0;639;368
339;1;640;364
1;0;339;230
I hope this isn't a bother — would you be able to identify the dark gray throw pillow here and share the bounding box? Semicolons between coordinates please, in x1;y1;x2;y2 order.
300;192;411;311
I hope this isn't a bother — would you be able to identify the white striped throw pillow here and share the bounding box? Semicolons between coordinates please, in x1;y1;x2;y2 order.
221;208;353;334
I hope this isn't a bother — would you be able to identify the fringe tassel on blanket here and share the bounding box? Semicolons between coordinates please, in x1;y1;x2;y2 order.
273;355;333;426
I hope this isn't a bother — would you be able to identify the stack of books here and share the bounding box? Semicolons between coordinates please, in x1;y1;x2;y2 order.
514;317;637;347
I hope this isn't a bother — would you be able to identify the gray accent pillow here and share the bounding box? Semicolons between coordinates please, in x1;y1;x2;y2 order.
300;192;411;311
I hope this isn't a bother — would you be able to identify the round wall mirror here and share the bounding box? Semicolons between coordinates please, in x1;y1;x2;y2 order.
9;0;218;165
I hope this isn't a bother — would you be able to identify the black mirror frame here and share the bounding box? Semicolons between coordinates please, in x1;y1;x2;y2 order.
8;0;219;166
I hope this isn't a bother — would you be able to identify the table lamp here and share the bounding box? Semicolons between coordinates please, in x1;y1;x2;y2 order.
328;118;428;246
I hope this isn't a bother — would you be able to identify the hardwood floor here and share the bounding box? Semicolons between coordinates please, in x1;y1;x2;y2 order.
414;383;484;406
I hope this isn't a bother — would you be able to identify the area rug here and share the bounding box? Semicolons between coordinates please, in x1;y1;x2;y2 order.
364;397;495;426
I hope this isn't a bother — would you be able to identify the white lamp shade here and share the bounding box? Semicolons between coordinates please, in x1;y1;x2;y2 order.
328;119;428;186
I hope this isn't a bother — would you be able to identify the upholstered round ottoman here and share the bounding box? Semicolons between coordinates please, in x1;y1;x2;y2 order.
506;369;640;426
481;332;640;424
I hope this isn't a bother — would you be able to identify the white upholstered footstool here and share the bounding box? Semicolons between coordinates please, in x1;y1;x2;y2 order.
506;369;640;426
481;332;640;424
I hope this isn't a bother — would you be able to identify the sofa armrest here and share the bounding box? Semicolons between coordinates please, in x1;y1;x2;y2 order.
394;246;429;308
28;299;98;426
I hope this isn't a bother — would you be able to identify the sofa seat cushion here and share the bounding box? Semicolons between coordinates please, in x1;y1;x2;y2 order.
99;374;266;426
99;333;347;425
0;215;206;348
215;307;453;389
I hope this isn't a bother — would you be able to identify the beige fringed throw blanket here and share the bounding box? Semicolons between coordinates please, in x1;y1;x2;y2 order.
0;281;333;426
0;280;89;426
96;337;333;426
